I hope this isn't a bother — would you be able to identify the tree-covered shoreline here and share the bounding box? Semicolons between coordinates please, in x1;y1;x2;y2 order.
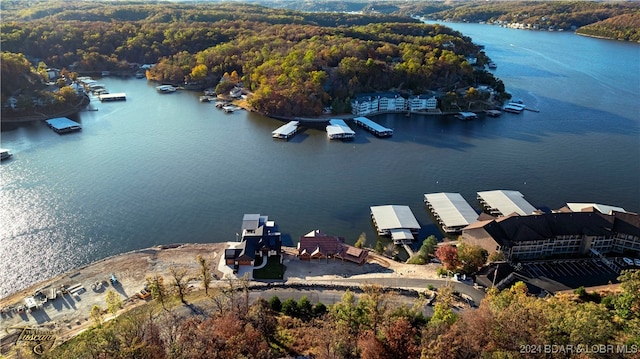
260;0;640;42
1;1;506;118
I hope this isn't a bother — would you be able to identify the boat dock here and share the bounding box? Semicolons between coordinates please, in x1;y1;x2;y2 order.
484;109;502;117
455;112;478;121
98;93;126;102
45;117;82;134
326;119;355;140
477;190;538;217
424;192;479;234
353;116;393;137
272;121;300;140
370;205;421;244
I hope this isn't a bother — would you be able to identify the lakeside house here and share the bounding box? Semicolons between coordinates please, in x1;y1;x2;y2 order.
297;230;368;265
224;214;282;273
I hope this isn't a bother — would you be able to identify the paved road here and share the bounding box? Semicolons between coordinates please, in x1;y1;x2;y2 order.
295;277;486;305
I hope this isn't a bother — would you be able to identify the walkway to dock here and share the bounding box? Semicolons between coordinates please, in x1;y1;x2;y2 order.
403;244;415;258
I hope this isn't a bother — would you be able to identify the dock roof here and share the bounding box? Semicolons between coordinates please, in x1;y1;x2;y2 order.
370;205;420;231
326;119;355;138
477;190;537;216
272;121;299;137
354;117;392;133
45;117;81;131
424;192;479;228
566;203;626;215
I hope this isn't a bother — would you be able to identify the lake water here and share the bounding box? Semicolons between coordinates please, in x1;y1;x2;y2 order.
1;22;639;298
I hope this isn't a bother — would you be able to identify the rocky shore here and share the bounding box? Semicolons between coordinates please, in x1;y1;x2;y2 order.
0;242;440;355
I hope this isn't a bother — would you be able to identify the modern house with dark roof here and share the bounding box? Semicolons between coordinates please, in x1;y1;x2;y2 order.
462;211;640;261
297;230;368;265
225;214;282;270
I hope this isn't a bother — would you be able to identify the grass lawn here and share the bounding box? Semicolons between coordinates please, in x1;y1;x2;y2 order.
253;255;286;280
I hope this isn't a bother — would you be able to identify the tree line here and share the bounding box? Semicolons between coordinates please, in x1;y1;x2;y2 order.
1;1;506;117
27;269;640;359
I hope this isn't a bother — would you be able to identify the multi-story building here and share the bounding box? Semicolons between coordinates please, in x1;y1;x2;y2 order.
462;211;640;261
351;93;412;115
408;95;438;112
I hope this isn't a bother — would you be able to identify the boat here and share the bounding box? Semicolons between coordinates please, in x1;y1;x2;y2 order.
199;96;216;103
156;85;177;93
1;149;13;160
488;62;497;69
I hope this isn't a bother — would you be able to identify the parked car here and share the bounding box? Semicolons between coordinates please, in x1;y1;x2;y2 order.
634;258;640;266
623;257;634;266
109;274;118;285
137;289;151;299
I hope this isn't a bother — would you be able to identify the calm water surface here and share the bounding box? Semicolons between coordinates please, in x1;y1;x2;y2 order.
1;23;639;297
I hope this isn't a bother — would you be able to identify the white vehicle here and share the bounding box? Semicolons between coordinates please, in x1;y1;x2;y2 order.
622;257;633;266
634;258;640;266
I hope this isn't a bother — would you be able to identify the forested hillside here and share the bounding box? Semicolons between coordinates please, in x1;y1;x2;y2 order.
1;1;505;117
261;0;640;41
28;271;640;359
576;12;640;42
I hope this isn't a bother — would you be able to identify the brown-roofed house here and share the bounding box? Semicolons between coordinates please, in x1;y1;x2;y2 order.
298;230;369;265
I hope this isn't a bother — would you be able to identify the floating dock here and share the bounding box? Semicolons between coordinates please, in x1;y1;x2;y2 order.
370;205;420;244
424;192;479;233
326;119;355;140
353;116;393;137
477;190;538;217
45;117;82;134
98;93;126;102
272;121;300;140
455;112;478;121
484;109;502;117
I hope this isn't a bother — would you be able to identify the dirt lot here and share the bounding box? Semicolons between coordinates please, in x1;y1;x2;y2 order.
0;243;439;354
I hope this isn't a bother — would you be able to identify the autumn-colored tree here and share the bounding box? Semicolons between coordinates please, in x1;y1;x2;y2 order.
457;243;488;274
358;330;386;359
189;63;208;82
359;284;390;335
247;298;277;344
384;317;420;359
435;244;459;270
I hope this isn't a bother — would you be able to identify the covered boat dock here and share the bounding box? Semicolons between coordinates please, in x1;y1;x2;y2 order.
326;119;355;140
424;192;479;233
272;121;300;140
45;117;81;134
98;93;127;102
477;190;538;217
370;205;421;244
353;116;393;137
455;112;478;121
